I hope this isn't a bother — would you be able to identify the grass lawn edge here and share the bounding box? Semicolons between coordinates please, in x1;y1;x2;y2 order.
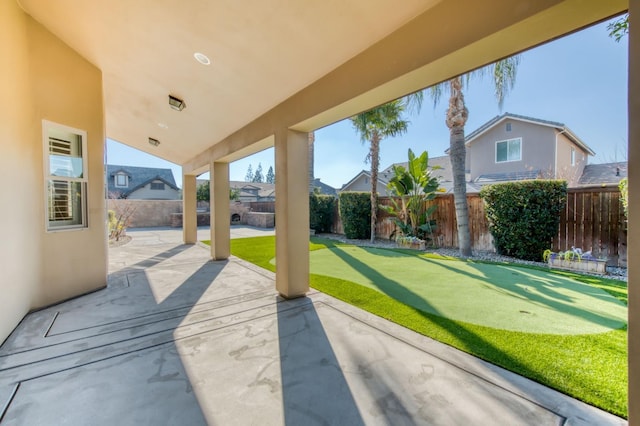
205;236;628;418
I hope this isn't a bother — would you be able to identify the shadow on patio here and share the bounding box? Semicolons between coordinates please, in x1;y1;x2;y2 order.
0;229;626;425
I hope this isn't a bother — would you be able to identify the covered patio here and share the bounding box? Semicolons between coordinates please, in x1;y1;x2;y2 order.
1;0;638;423
0;228;625;424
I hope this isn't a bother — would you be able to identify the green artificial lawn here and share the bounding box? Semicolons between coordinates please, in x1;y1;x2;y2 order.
207;236;628;417
306;246;626;334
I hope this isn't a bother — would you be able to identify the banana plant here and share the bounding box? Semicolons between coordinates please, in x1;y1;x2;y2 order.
383;149;441;241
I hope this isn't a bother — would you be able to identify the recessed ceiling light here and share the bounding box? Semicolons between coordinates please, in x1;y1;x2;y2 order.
158;122;168;129
194;52;211;65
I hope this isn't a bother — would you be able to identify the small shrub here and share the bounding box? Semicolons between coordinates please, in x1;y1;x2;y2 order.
339;192;371;239
619;177;628;217
479;180;567;261
309;193;336;233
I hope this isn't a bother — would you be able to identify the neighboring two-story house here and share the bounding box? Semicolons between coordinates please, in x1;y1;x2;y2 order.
341;113;599;194
107;165;180;200
464;113;595;187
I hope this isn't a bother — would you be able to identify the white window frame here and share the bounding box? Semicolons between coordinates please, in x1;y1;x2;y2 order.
571;147;576;166
43;120;88;232
115;173;128;188
495;137;522;163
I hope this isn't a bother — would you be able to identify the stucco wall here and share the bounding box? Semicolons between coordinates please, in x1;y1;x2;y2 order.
0;3;106;342
468;120;557;181
0;0;41;343
108;199;182;227
555;131;588;186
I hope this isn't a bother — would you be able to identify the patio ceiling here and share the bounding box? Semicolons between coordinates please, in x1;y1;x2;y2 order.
18;0;626;170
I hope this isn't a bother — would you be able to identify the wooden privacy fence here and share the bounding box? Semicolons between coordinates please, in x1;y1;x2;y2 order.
331;188;626;266
553;187;626;266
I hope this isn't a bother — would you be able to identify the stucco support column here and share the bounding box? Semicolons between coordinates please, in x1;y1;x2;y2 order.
210;161;230;260
275;129;309;298
628;4;639;425
182;172;197;244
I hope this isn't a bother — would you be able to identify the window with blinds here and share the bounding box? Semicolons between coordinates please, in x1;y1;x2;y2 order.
44;121;88;231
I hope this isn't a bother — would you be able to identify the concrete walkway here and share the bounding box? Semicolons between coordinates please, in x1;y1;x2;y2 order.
0;227;626;425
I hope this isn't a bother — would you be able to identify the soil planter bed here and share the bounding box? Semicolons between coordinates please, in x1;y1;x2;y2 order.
396;238;425;251
548;257;607;275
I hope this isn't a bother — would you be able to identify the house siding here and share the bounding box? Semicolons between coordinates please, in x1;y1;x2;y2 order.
555;131;588;186
128;183;181;200
468;120;557;181
341;174;389;195
0;3;106;342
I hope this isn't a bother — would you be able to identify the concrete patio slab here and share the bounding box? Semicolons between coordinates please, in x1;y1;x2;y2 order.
0;229;626;425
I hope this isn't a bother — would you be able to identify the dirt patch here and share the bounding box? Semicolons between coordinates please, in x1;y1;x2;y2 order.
108;235;132;248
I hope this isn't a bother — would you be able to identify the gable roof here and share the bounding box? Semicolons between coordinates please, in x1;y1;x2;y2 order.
312;178;337;197
106;164;179;197
340;170;387;192
380;155;452;183
230;181;275;199
341;156;482;194
463;113;596;156
578;162;627;186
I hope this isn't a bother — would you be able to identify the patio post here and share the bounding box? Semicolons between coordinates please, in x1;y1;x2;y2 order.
210;160;230;260
182;171;197;244
628;4;638;424
274;129;309;298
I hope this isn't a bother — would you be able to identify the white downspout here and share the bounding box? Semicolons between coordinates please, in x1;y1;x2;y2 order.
554;129;567;179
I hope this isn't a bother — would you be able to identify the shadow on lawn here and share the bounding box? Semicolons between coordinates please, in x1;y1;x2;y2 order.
319;243;625;331
409;253;626;330
326;246;545;380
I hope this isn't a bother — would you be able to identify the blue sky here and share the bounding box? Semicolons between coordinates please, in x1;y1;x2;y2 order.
107;18;628;189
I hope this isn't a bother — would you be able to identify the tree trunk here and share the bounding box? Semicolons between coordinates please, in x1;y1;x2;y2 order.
308;131;315;193
370;132;381;243
446;77;472;257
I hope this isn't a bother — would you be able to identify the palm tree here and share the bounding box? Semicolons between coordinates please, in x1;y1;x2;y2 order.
408;57;520;256
351;100;409;242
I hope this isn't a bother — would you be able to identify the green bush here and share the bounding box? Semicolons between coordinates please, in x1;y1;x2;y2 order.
479;180;567;261
339;192;371;239
309;193;336;233
619;177;628;217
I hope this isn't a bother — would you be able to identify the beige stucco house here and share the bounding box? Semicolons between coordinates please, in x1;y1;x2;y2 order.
2;1;638;421
343;114;596;195
465;113;595;186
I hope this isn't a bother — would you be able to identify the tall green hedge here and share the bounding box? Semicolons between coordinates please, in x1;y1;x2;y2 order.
339;192;371;239
479;180;567;261
310;193;336;233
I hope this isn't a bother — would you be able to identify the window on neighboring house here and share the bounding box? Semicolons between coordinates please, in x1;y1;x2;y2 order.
506;122;512;132
115;173;128;187
571;147;576;166
496;138;522;163
44;121;87;231
150;181;165;190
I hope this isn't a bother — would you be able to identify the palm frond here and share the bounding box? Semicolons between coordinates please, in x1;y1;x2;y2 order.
403;90;424;115
492;55;520;110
